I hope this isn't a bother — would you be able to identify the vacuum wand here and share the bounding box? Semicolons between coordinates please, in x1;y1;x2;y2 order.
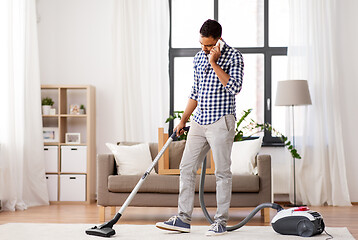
85;127;189;238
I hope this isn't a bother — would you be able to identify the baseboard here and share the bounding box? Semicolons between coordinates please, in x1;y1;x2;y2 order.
274;194;358;206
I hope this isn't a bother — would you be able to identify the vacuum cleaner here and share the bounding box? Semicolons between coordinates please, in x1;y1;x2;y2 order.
271;206;325;237
86;127;326;238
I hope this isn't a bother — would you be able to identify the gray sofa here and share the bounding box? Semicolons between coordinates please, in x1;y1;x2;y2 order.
97;141;272;223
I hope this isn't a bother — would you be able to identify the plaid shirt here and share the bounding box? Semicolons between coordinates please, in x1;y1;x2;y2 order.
190;41;244;125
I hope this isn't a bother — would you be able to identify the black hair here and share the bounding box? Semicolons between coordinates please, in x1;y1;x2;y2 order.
199;19;222;39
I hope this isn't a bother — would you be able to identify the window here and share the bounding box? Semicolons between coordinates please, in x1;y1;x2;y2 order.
169;0;288;144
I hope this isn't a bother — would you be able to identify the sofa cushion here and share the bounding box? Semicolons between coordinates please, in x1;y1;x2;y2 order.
168;140;186;169
117;142;159;173
108;174;259;193
106;143;157;175
118;141;187;173
231;136;263;175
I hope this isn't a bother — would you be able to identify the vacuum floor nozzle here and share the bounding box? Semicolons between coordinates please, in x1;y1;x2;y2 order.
85;226;115;238
86;212;122;237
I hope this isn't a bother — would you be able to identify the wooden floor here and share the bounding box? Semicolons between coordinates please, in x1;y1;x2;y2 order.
0;203;357;238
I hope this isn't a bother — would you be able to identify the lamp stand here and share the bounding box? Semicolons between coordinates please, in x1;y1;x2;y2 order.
285;105;305;207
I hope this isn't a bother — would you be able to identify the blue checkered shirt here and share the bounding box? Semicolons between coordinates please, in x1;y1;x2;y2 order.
190;41;244;125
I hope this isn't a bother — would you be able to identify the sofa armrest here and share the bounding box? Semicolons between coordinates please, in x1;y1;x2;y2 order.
257;154;272;203
97;154;116;206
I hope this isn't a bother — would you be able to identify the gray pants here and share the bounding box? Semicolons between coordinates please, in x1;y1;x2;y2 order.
178;115;236;226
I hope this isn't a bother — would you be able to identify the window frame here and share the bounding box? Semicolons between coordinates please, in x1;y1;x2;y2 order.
168;0;287;145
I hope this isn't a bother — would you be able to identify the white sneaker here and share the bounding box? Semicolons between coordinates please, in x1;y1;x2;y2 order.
206;222;227;236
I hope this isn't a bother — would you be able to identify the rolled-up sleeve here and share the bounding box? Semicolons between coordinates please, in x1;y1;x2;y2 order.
224;52;244;95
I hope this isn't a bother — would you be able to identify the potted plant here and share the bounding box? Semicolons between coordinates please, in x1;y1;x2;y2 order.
79;104;86;114
42;97;54;115
166;109;301;159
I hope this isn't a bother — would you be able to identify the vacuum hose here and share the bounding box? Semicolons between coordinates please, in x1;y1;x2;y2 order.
198;157;283;231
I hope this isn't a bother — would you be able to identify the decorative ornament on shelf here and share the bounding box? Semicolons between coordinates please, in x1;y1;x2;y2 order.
69;104;80;115
43;127;59;142
65;133;81;144
42;97;54;115
80;104;86;114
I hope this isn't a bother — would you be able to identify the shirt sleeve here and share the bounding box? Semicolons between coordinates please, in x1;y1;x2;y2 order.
224;51;244;95
189;57;199;101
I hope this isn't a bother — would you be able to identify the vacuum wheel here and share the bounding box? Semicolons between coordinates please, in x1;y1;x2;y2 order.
297;219;314;237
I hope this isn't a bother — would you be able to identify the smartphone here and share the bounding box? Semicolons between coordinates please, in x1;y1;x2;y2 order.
216;39;224;51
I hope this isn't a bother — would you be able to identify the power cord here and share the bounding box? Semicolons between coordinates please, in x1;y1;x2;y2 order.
324;229;333;240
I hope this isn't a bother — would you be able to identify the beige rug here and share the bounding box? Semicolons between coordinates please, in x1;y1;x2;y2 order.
0;223;354;240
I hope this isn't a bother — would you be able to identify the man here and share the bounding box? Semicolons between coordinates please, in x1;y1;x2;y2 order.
156;19;244;236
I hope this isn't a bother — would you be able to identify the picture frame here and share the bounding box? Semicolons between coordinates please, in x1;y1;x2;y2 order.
69;104;80;115
65;133;81;144
43;127;59;142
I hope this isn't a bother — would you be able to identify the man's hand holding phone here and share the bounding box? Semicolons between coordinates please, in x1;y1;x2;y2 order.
209;39;224;64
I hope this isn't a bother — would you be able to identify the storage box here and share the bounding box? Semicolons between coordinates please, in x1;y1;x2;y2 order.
46;174;58;201
61;146;87;173
44;146;58;172
59;174;86;201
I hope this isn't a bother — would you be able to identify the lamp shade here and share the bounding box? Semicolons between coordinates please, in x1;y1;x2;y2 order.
275;80;312;106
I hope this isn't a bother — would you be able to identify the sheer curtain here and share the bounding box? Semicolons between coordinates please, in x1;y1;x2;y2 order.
112;0;170;142
0;0;49;211
287;0;351;206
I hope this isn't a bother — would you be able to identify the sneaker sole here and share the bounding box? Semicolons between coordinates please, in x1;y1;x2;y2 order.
156;222;190;233
205;231;227;236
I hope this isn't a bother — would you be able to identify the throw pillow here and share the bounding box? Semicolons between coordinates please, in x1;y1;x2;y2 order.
106;143;157;175
230;136;263;175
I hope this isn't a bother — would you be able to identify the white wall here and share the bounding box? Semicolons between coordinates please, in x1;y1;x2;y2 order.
37;0;121;155
36;0;358;201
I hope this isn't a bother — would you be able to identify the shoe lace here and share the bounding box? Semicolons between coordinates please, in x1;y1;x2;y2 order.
168;216;179;224
209;222;220;232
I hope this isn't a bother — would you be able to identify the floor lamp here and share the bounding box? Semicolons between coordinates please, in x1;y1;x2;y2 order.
275;80;312;206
